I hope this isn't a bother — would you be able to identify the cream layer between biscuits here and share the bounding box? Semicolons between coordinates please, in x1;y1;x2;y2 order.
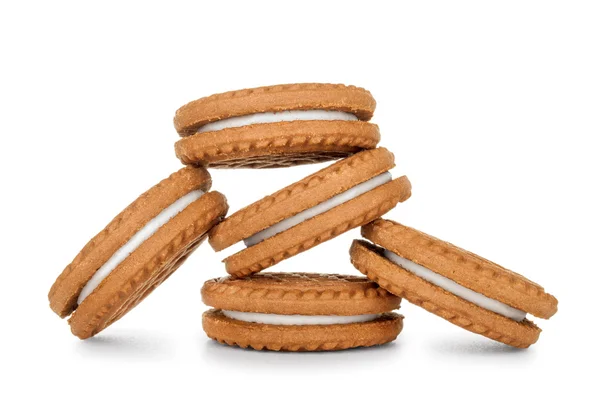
197;110;358;133
77;190;205;305
222;310;380;325
244;172;392;247
383;250;527;322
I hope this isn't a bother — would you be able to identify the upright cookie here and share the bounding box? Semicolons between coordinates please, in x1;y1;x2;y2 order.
174;83;379;168
49;167;228;339
209;148;411;277
350;219;559;348
202;273;403;351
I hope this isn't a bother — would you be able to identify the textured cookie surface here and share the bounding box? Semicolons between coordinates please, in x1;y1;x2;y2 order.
362;219;558;319
203;309;402;352
210;148;396;251
350;240;541;348
175;120;380;168
225;176;411;277
202;272;401;315
174;83;376;135
69;192;228;339
173;84;379;168
49;166;212;318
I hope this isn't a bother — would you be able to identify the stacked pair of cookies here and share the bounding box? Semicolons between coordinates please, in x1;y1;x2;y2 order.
49;84;557;350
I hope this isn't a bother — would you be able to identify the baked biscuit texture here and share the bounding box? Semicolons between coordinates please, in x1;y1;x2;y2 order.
225;178;410;277
69;192;227;339
173;83;379;168
201;272;403;351
175;120;380;168
351;219;558;348
203;310;402;352
350;240;541;348
202;272;401;315
174;83;376;135
49;166;212;318
48;167;228;338
209;148;396;251
207;148;411;277
361;219;558;318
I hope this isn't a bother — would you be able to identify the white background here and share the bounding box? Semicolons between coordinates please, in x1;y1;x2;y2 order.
1;1;598;418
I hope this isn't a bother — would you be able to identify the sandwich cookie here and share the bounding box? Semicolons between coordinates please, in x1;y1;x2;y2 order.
209;148;412;277
202;273;403;351
350;219;559;348
49;167;228;339
174;83;380;168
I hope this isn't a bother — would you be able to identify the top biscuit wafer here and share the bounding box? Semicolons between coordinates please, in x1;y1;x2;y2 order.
202;272;401;315
173;83;380;168
174;83;376;135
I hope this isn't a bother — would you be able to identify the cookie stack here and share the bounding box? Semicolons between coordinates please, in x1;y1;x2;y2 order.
49;83;558;350
173;84;414;350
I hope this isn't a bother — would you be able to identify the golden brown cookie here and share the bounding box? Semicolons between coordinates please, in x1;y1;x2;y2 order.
350;219;559;348
173;83;380;168
209;148;412;277
49;167;228;339
201;273;403;351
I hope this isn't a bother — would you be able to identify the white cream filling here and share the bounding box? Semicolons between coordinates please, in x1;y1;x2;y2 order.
222;310;380;326
77;189;205;305
383;250;527;322
244;172;392;247
197;110;358;133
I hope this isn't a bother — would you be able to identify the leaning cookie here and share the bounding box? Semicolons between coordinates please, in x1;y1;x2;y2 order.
209;148;411;277
174;83;379;168
202;273;403;351
49;167;228;339
350;219;558;348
